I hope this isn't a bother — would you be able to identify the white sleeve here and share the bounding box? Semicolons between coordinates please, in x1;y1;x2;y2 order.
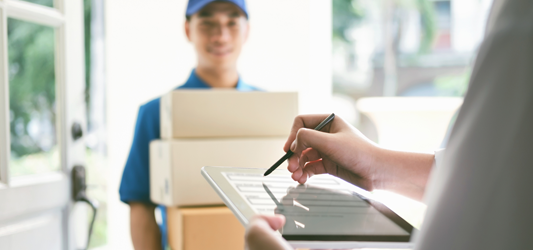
433;149;445;169
415;1;533;250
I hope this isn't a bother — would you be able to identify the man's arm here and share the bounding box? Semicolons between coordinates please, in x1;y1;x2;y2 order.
119;101;164;249
130;202;162;250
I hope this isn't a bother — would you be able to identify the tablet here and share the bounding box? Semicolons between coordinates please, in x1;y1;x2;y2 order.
202;166;415;249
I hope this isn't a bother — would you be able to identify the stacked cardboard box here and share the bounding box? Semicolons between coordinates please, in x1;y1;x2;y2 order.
150;90;298;249
167;206;245;250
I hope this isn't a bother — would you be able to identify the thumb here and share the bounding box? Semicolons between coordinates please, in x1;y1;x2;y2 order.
245;215;292;250
291;128;331;156
255;214;286;230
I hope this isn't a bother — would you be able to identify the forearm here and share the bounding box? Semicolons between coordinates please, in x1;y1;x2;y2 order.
371;148;434;201
130;202;162;250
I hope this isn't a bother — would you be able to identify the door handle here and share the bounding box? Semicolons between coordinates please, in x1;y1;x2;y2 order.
72;165;98;250
71;122;83;141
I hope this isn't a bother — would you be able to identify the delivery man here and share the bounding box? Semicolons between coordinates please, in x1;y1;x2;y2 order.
118;0;257;249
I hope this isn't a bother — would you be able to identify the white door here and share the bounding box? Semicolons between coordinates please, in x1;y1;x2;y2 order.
0;0;86;249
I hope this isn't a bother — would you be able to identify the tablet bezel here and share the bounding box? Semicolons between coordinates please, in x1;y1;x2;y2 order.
201;166;414;243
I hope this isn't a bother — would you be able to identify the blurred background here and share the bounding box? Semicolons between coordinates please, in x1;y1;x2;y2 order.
5;0;492;248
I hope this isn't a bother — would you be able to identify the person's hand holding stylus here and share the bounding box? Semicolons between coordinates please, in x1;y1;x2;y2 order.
264;113;335;176
283;114;379;189
283;114;433;198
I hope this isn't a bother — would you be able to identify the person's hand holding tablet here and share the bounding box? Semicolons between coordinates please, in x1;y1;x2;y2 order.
245;215;291;250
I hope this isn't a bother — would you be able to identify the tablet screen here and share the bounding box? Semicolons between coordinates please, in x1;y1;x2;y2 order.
220;171;412;241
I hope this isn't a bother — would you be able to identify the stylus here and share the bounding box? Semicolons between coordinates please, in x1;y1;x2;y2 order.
263;113;335;177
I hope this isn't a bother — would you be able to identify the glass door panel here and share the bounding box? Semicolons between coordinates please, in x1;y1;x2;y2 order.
8;18;59;177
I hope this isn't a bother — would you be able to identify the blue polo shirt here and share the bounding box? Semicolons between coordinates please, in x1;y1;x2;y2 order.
119;69;259;248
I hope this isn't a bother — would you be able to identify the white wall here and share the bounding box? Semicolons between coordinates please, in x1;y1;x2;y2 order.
105;0;331;248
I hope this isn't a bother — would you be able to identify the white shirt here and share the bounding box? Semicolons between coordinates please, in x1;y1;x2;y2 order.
415;1;533;249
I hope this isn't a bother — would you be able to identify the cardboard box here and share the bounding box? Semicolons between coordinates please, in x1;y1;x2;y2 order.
167;206;245;250
160;90;298;139
150;137;288;206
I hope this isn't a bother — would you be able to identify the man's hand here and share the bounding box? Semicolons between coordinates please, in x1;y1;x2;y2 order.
285;114;434;200
130;202;162;250
245;215;293;250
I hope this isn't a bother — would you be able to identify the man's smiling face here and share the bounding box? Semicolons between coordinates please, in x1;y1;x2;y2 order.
186;2;249;69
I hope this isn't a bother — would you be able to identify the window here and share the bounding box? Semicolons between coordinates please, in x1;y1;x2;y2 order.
332;0;494;145
332;0;494;227
8;18;59;177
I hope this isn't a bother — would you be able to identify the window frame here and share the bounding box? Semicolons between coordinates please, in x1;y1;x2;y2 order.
0;0;65;187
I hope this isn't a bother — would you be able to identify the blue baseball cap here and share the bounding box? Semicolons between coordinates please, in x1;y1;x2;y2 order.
186;0;248;18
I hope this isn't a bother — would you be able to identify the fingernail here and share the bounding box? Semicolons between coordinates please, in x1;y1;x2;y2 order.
290;140;296;151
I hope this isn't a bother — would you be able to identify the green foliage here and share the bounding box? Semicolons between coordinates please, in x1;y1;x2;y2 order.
8;18;56;158
434;70;471;97
416;0;437;53
21;0;53;8
88;211;107;249
85;148;108;249
332;0;437;53
9;146;59;177
84;0;92;123
387;0;438;54
83;2;108;248
332;0;365;43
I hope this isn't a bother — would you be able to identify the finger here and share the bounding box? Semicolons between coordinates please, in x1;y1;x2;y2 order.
253;214;286;230
291;167;304;182
287;153;299;173
288;147;315;174
299;148;321;170
292;148;321;181
293;159;325;183
283;114;334;153
245;216;292;250
297;160;328;184
291;128;332;157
